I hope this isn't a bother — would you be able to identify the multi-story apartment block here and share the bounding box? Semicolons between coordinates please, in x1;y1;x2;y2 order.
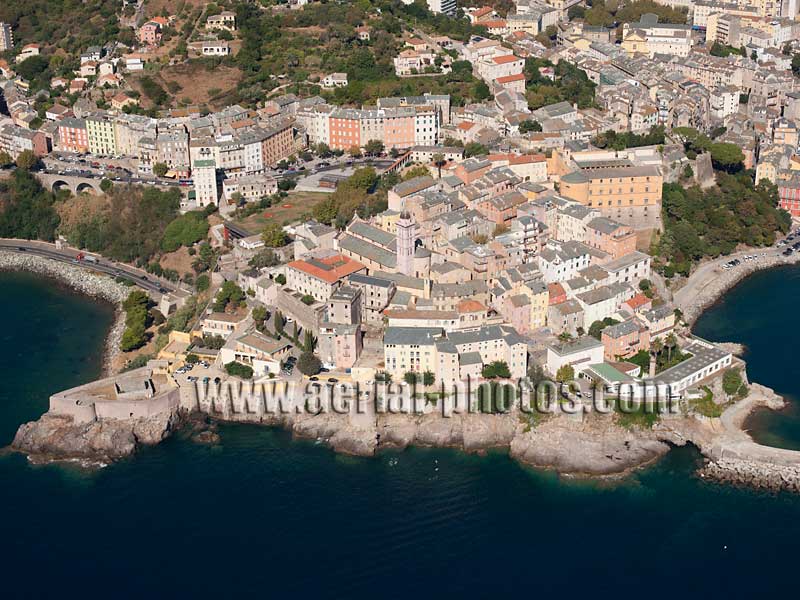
58;117;89;153
156;126;190;172
261;119;294;167
86;113;118;156
193;160;218;207
0;22;13;52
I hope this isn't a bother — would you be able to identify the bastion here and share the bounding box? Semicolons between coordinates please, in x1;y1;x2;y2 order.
49;362;180;424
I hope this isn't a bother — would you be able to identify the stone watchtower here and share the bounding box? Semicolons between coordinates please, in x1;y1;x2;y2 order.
396;210;416;277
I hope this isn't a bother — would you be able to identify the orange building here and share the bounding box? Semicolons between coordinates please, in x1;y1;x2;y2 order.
584;216;637;260
329;109;362;151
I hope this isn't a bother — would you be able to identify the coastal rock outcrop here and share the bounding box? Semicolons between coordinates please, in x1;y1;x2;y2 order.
11;411;180;465
510;415;670;476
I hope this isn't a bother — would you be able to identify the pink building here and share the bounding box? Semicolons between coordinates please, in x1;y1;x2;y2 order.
137;22;162;46
500;294;531;334
318;324;362;369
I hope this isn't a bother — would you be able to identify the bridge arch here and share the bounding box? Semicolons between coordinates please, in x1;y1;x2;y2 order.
76;181;98;194
51;180;70;193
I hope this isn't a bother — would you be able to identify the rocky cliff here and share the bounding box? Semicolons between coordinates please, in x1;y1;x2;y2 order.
11;411;181;465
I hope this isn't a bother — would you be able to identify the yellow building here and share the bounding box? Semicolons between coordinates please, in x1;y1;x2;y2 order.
559;163;662;231
383;327;441;378
376;209;401;234
523;281;549;330
621;30;649;56
86;114;118;156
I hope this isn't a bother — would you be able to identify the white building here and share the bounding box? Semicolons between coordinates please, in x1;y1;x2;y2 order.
321;72;348;89
427;0;457;16
546;337;605;377
0;22;14;52
193;159;219;207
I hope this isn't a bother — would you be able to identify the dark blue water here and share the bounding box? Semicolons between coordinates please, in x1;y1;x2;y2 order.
3;271;800;599
694;264;800;450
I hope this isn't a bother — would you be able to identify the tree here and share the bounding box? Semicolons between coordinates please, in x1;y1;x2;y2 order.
100;178;114;193
298;352;322;376
201;334;227;349
213;281;245;311
432;152;446;179
473;80;490;101
301;294;315;305
482;361;511;379
723;368;745;396
153;162;169;177
568;5;586;19
304;329;316;353
519;120;542;133
422;371;435;386
252;305;268;326
196;274;210;292
349;166;378;191
161;211;209;252
274;310;284;335
275;273;286;285
403;371;419;385
225;361;254;379
555;364;575;383
315;142;332;157
650;339;664;367
588;317;619;339
0;151;14;167
16;55;49;83
364;139;384;156
15;150;40;171
261;221;287;247
464;142;488;158
709;142;744;172
348;145;363;158
664;332;677;363
248;248;280;269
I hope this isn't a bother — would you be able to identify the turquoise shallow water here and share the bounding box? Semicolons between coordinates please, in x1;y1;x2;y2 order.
3;270;800;598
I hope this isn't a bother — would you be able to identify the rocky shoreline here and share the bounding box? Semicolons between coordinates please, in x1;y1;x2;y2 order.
0;250;129;375
201;405;679;478
12;411;182;466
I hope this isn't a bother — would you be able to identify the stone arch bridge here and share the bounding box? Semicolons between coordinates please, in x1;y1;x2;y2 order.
35;172;103;195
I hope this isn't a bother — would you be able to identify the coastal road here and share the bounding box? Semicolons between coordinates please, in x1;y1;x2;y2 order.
673;243;800;322
0;239;184;298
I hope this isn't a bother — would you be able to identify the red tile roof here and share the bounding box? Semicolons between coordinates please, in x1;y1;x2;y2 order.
492;54;521;64
457;299;486;313
287;254;365;284
496;73;526;84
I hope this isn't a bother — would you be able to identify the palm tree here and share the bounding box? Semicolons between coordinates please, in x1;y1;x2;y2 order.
651;338;664;364
664;333;677;363
432;153;446;179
